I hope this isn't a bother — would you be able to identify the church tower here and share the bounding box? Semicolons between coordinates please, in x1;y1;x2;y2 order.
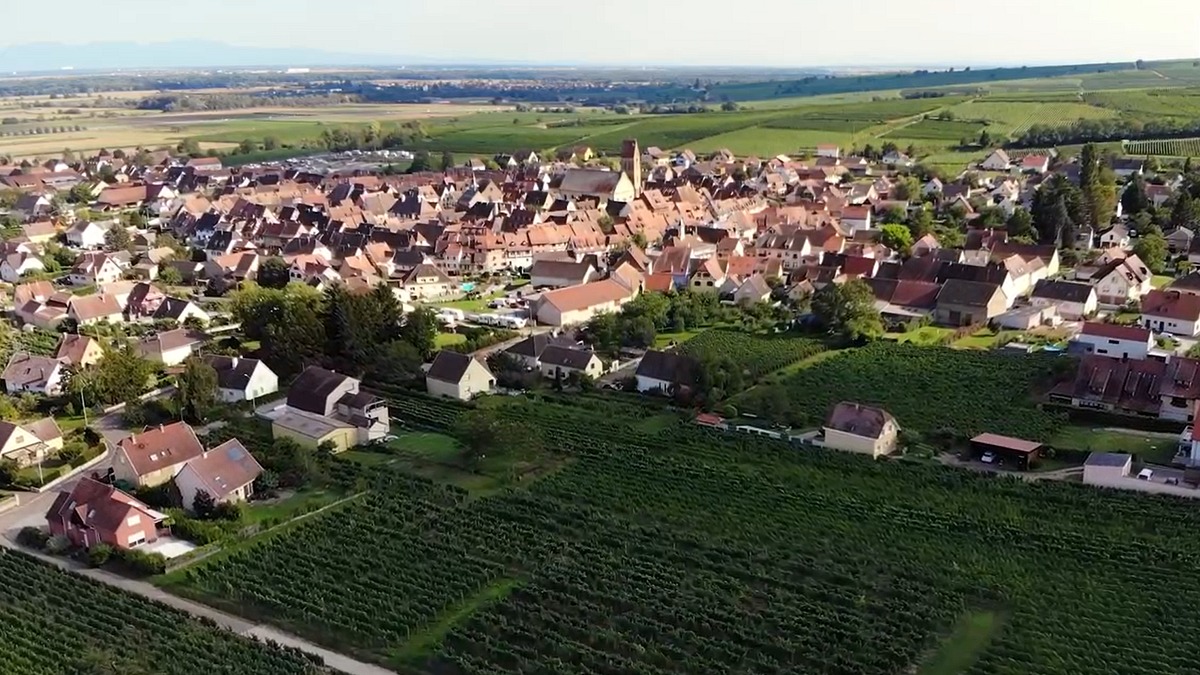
620;138;642;198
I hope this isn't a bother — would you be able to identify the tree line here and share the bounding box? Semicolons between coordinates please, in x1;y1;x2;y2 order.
1013;117;1200;148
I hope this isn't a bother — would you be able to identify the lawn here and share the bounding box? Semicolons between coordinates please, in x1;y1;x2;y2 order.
886;326;955;346
1152;274;1175;288
242;487;346;525
917;611;1005;675
653;330;701;348
435;332;467;348
951;329;1000;350
1050;425;1179;464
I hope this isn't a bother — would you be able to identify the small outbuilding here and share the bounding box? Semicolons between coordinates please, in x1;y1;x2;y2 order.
969;432;1043;470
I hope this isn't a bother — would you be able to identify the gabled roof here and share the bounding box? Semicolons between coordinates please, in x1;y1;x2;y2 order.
426;350;487;383
1142;289;1200;321
1080;322;1151;343
1031;279;1095;304
53;334;99;367
117;422;205;478
2;353;61;388
825;401;896;439
203;355;270;392
287;366;353;415
937;279;1002;308
634;350;699;388
45;477;162;535
539;344;597;371
0;416;61;450
180;439;263;499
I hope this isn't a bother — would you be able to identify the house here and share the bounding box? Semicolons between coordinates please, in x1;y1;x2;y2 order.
203;355;279;402
69;252;124;286
113;421;206;487
54;333;104;368
12;193;52;221
1021;155;1050;174
1140;289;1200;336
841;206;872;232
816;145;840;159
634;350;699;395
1111;157;1145;179
1098;224;1131;249
1073;322;1153;360
535;278;638;326
136;328;208;366
45;477;167;550
65;221;108;249
396;264;455;302
821;402;899;459
0;252;44;282
882;150;914;167
425;350;495;401
503;333;580;369
275;366;389;450
68;293;125;326
1050;354;1200;422
20;220;58;245
529;258;597;289
1082;452;1135;488
0;417;63;467
1166;227;1195;255
1028;279;1098;320
537;344;605;380
934;280;1007;326
174;439;263;513
994;305;1060;331
552;169;635;202
2;353;64;396
1088;255;1152;306
980;149;1012;171
733;274;772;305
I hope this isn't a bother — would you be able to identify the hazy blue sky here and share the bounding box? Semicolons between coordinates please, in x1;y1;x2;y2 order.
5;0;1199;67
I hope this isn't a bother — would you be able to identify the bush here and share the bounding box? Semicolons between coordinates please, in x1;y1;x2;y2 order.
45;535;71;555
16;526;49;549
87;543;114;567
169;511;237;545
110;547;166;576
213;501;243;522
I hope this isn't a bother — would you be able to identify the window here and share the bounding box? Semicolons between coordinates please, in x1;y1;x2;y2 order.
126;532;145;547
126;515;141;527
1108;339;1119;345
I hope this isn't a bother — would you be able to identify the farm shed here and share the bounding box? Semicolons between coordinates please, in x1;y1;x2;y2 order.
970;432;1043;470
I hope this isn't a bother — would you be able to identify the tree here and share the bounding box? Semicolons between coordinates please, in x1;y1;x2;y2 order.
68;182;95;204
400;307;439;359
979;129;992;148
192;489;215;519
1079;143;1117;227
879;223;913;254
104;226;131;252
408;151;431;173
1006;207;1036;240
262;136;280;151
1122;175;1151;216
124;211;146;229
452;406;540;472
175;357;218;423
176;138;201;156
257;257;290;289
1134;231;1168;274
439;150;455;170
890;175;923;201
811;279;883;343
156;265;182;286
906;208;935;238
236;138;257;154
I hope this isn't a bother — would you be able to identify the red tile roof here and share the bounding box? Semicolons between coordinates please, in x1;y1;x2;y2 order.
1142;289;1200;322
1080;322;1152;342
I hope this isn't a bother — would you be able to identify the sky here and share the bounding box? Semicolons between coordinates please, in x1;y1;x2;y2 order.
3;0;1199;68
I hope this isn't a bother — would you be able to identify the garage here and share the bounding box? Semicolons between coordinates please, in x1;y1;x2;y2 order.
970;433;1044;471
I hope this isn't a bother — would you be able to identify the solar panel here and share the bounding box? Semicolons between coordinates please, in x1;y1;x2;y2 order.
226;446;244;460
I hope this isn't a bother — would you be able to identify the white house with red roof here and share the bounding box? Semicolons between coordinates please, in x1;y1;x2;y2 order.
1074;322;1153;361
1140;289;1200;337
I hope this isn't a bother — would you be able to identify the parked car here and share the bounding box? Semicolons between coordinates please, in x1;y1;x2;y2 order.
980;451;996;464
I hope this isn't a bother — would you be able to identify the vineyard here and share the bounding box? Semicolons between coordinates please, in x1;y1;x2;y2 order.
1124;137;1200;157
161;385;1200;674
734;342;1067;439
676;330;826;382
0;549;323;674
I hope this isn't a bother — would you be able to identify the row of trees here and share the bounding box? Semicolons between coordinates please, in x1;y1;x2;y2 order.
1015;116;1200;148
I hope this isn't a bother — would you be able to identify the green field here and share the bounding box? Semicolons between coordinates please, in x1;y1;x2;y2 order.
158;390;1200;675
1125;138;1200;157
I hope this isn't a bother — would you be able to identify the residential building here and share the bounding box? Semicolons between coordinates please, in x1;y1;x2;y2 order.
537;344;605;380
274;366;389;450
174;439;263;513
1140;289;1200;336
1050;354;1200;422
65;221;107;249
0;417;63;467
934;280;1007;326
1088;255;1152;306
45;477;167;550
1073;322;1153;361
530;258;597;289
535;278;638;326
821;401;900;459
2;353;64;396
136;329;208;366
68;293;124;326
980;149;1012;171
54;333;104;368
69;252;123;286
426;350;496;400
1028;279;1098;320
112;421;206;487
0;252;45;283
203;355;279;402
634;350;699;395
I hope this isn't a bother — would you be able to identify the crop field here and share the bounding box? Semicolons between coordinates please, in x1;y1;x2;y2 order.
884;118;986;141
947;100;1117;136
1124;137;1200;157
676;330;826;382
0;549;321;674
685;126;856;157
734;342;1066;440
165;389;1200;675
1085;88;1200;119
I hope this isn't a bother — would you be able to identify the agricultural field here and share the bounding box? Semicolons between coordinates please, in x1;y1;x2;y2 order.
946;100;1117;136
676;329;826;382
0;549;323;674
734;342;1067;440
884;118;986;141
1124;137;1200;157
1085;88;1200;119
165;389;1200;675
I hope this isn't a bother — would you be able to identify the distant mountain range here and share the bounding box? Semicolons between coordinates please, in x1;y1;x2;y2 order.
0;40;429;72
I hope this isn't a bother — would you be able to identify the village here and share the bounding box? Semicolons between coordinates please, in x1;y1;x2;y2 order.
2;127;1200;672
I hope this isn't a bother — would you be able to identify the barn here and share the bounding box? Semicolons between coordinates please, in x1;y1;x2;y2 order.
969;433;1044;471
